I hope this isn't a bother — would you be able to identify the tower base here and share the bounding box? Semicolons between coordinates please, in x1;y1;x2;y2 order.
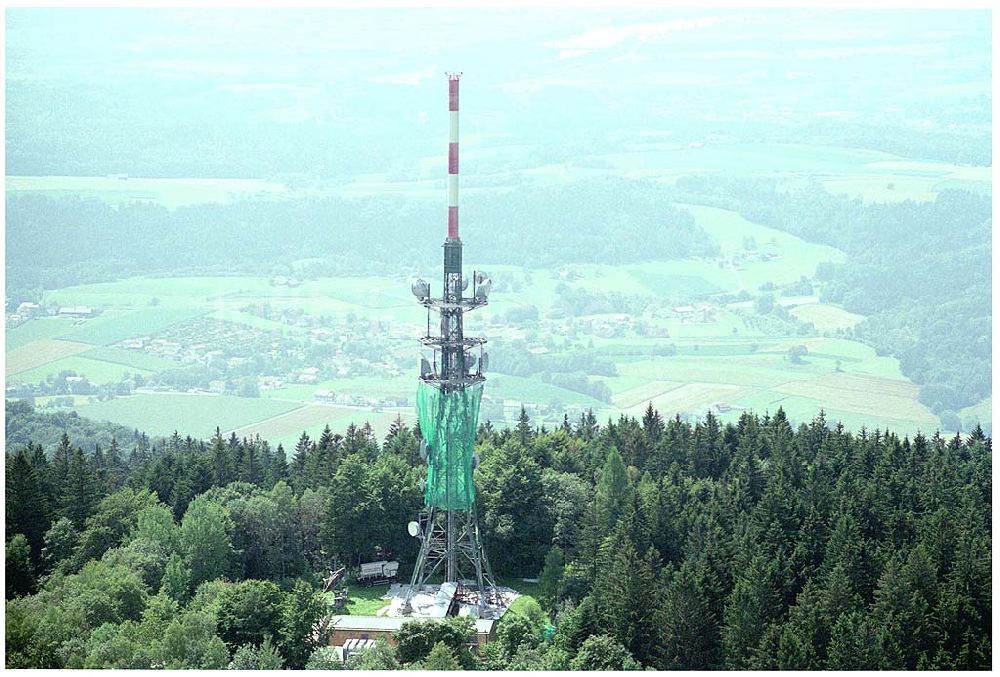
402;505;501;619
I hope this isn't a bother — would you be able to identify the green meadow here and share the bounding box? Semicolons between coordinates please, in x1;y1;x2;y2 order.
74;394;302;440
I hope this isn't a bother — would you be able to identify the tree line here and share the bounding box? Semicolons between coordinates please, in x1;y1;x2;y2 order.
6;178;716;298
5;399;992;669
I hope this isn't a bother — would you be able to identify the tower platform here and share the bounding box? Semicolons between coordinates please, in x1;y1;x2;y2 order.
384;582;518;620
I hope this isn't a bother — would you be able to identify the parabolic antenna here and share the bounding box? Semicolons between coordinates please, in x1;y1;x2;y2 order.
411;278;429;299
407;521;421;538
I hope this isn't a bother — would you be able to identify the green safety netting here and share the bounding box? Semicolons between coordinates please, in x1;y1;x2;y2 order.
416;380;483;510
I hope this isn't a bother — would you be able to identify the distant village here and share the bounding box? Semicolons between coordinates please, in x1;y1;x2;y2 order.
6;268;751;425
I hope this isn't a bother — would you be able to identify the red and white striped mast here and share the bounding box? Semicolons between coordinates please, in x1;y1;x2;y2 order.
439;71;467;387
447;71;461;240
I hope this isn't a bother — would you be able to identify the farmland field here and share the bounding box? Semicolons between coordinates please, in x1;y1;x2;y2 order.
790;303;865;331
10;356;154;385
622;382;750;419
5;317;79;350
75;394;302;439
229;404;360;442
81;346;181;372
612;380;687;409
54;308;208;345
230;403;414;451
6;339;93;376
772;373;937;424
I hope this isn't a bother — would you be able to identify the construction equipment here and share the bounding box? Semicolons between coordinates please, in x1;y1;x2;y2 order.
356;560;400;587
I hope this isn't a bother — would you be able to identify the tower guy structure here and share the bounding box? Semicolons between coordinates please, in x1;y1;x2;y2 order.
403;72;500;618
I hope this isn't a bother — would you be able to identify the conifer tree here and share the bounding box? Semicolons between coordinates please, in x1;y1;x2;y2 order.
594;447;632;534
592;526;664;667
516;406;533;447
266;443;288;487
641;402;664;448
50;432;74;512
661;554;721;669
722;551;781;668
6;534;35;598
210;428;234;487
105;436;126;491
6;447;50;561
63;446;98;528
289;432;312;492
538;545;565;611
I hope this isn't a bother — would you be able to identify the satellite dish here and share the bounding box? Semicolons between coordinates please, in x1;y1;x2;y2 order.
476;278;493;300
410;278;429;299
474;271;489;285
461;275;469;291
407;521;421;538
419;439;429;461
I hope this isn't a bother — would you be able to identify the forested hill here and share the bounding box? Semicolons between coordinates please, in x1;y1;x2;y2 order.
5;177;715;292
6;400;991;670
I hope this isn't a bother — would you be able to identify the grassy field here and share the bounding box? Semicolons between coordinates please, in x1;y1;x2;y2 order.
790;303;865;331
81;346;181;372
263;376;416;402
772;372;937;424
677;203;847;292
488;374;609;409
5;317;79;350
339;583;392;616
6;339;93;376
227;403;410;450
10;355;156;385
54;308;207;345
75;393;302;439
228;403;321;443
959;398;992;430
43;276;273;307
612;380;687;409
597;329;945;436
621;382;751;419
208;309;293;333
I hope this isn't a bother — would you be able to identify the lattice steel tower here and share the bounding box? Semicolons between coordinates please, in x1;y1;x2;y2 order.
403;72;500;618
